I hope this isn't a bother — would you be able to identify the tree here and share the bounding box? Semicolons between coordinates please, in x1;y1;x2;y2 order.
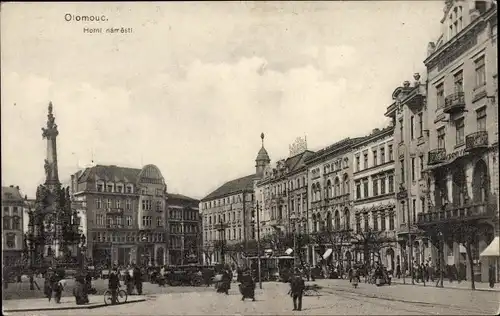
352;228;394;267
321;228;354;270
202;243;215;265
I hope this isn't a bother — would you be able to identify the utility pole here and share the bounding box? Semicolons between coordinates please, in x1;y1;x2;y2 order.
405;153;415;285
256;201;262;289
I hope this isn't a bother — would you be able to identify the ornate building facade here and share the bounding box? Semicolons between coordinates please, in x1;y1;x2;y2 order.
2;186;26;266
70;164;168;266
418;0;498;282
254;136;313;257
351;127;397;270
385;75;430;273
304;137;364;267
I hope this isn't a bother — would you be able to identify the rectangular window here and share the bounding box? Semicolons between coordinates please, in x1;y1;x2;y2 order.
456;118;465;145
389;214;395;230
116;200;121;209
356;217;361;233
477;108;487;131
355;156;360;172
410;115;415;139
363;152;368;169
475;56;486;87
157;217;162;227
364;215;369;232
373;214;378;231
419;155;424;179
411;158;416;182
373;178;378;196
418;112;423;138
3;206;9;215
380;177;386;194
107;199;111;209
400;159;405;184
454;70;463;93
436;83;445;109
421;198;426;214
96;199;102;209
380;147;385;164
402;204;406;223
363;180;369;198
388;145;393;161
126;216;132;226
380;214;386;231
388;175;394;193
437;127;446;149
399;119;404;142
372;150;378;167
356;182;361;199
126;199;131;210
412;199;417;224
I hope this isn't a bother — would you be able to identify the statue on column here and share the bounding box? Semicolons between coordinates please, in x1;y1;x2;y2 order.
44;159;51;179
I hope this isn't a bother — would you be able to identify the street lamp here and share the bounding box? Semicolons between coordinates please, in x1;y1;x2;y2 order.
437;231;444;288
290;213;297;268
254;201;262;290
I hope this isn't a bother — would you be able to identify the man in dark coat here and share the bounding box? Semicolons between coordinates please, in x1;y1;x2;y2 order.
108;268;121;304
289;268;305;311
239;270;255;301
73;274;88;305
133;266;143;295
44;268;55;302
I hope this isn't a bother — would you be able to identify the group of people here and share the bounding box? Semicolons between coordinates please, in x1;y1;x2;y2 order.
43;267;66;303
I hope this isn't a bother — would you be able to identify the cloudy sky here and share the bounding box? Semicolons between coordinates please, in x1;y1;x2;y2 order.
1;1;444;199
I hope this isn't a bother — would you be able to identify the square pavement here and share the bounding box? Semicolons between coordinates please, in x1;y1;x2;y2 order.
3;294;147;312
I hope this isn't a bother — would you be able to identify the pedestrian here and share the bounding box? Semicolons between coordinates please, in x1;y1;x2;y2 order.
108;267;121;305
489;264;496;288
289;268;305;311
133;265;143;295
396;263;401;279
44;268;54;302
53;278;65;304
239;270;255;301
73;274;88;305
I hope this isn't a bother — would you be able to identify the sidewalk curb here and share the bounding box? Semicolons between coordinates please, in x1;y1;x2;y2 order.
391;281;500;293
4;298;147;313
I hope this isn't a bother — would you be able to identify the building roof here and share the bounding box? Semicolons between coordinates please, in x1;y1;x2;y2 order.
2;186;24;201
77;165;143;183
168;193;200;203
305;137;366;164
286;150;315;173
202;174;256;201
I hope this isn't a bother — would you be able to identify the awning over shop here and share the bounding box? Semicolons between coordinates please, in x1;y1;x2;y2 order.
480;237;499;257
323;248;333;259
285;248;293;255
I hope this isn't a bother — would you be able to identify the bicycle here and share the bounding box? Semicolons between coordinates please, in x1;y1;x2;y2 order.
103;288;128;305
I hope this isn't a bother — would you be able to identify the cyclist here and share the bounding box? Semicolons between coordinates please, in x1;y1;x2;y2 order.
108;267;121;304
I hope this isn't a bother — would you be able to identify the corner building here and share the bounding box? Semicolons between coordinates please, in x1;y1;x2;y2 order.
418;0;498;282
71;164;168;266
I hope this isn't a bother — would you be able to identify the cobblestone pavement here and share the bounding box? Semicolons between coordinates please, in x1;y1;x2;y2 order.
7;280;499;316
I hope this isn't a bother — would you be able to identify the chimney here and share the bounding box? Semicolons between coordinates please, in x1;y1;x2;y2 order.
9;185;13;188
403;81;410;88
414;73;421;87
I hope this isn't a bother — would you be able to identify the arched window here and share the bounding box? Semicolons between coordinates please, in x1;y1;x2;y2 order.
334;210;341;230
326;180;332;199
326;212;332;231
311;183;316;202
452;166;467;206
344;208;350;230
3;216;11;229
343;174;350;196
297;178;300;188
334;177;341;196
472;159;489;203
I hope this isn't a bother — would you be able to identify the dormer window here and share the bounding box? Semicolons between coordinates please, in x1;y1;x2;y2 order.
96;183;104;192
126;185;133;194
107;184;113;193
116;185;123;193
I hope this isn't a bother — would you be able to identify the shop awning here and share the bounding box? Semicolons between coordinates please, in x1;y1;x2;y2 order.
323;248;333;259
480;237;500;257
285;248;293;255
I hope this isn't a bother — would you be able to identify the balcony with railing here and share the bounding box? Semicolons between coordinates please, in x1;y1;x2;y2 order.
443;91;465;114
427;148;447;165
417;201;496;225
465;131;489;152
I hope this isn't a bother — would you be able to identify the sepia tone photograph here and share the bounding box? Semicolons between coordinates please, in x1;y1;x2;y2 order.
1;1;498;315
